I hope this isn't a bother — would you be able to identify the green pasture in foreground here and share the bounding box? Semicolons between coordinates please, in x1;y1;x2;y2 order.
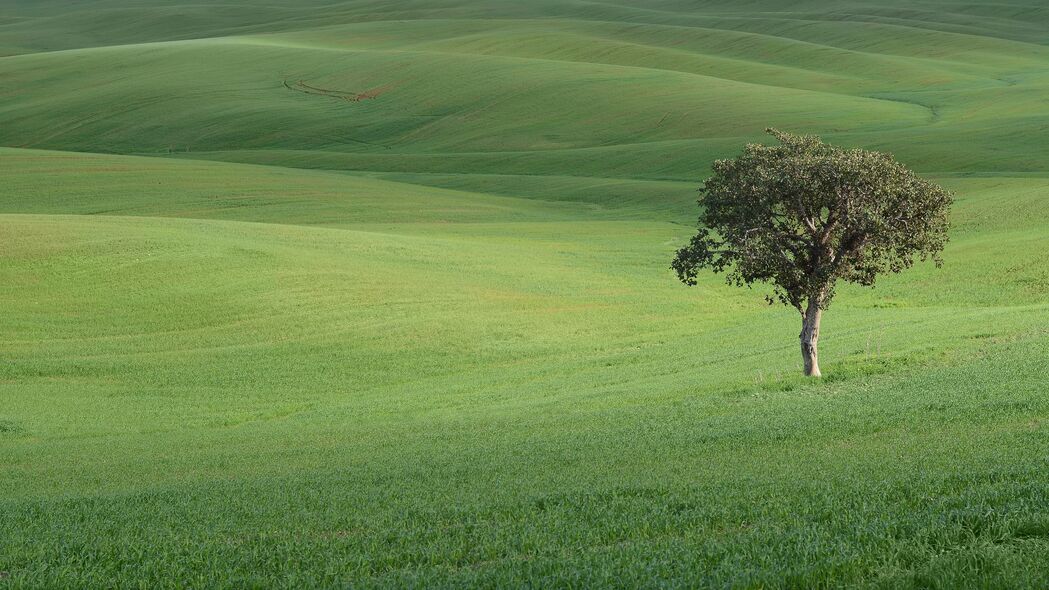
1;1;1048;587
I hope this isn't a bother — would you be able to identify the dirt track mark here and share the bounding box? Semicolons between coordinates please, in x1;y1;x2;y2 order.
283;79;394;103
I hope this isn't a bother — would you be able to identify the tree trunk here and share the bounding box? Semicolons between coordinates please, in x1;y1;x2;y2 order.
800;302;822;377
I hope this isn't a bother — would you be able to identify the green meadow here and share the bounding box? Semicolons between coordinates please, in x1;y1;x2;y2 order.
1;1;1048;587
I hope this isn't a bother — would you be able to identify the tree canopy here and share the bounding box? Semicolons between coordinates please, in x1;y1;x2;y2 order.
673;129;953;375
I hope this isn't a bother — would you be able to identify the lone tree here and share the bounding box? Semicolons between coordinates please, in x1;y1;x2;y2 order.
672;129;952;377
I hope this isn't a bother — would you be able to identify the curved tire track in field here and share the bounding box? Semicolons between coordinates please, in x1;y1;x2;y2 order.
282;79;393;103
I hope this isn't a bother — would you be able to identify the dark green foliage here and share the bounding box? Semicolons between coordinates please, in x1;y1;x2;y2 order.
674;129;953;312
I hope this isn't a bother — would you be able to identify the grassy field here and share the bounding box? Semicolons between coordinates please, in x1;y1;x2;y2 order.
1;1;1048;587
